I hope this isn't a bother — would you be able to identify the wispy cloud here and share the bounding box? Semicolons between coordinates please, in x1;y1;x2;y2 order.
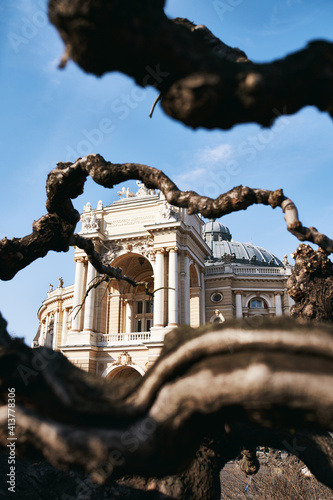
194;143;234;165
174;143;238;196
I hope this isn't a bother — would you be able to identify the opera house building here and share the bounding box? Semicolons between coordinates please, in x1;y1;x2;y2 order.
34;183;293;380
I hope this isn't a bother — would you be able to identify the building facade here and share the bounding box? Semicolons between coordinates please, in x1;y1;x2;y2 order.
34;183;293;380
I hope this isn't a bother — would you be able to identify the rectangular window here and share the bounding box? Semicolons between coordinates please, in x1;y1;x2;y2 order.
137;301;143;314
146;319;151;331
145;301;152;314
137;319;142;332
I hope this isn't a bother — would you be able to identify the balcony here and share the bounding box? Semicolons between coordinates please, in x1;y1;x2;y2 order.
205;265;226;275
205;265;284;276
95;331;151;346
234;267;282;275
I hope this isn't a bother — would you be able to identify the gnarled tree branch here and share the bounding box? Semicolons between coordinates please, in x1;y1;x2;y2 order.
48;1;333;130
1;316;333;496
1;154;332;283
288;244;333;321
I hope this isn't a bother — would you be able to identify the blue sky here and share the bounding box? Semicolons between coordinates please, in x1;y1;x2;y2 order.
0;0;332;344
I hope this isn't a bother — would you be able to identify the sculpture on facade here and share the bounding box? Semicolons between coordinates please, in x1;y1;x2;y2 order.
282;254;290;267
117;186;136;199
102;243;122;264
160;200;179;222
136;180;155;197
80;210;100;233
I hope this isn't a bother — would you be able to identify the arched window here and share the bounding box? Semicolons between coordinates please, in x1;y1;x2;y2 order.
249;298;268;309
210;311;225;324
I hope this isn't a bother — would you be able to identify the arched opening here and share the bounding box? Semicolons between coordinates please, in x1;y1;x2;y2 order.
210;311;225;324
107;253;154;334
244;295;271;319
248;298;268;309
107;365;143;381
190;263;200;327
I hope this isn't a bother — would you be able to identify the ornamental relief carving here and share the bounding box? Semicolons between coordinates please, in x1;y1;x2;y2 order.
107;214;155;226
102;242;123;264
131;235;155;261
113;351;133;366
80;211;100;233
102;235;155;264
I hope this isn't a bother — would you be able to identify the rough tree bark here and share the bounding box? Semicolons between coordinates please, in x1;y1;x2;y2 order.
1;153;333;324
1;315;333;498
1;154;332;281
1;1;333;498
289;244;333;322
48;0;333;130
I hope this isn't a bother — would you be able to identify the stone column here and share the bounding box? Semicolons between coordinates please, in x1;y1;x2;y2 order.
61;308;68;346
83;262;97;331
153;250;165;327
45;314;51;347
71;258;86;332
275;291;283;317
184;252;191;325
41;318;47;346
168;248;178;326
108;292;120;334
119;297;125;333
235;291;243;319
125;300;133;333
52;310;59;350
200;268;206;325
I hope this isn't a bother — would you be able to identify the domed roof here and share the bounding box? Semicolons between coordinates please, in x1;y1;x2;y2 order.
204;219;232;241
203;220;282;266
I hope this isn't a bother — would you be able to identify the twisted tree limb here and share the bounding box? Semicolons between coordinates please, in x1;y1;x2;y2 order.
1;3;333;497
1;315;333;497
48;0;333;129
288;244;333;321
238;448;260;475
71;233;137;286
1;154;332;284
